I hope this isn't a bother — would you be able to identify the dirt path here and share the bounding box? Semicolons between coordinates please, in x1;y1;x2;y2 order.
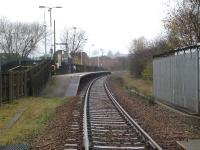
0;108;27;135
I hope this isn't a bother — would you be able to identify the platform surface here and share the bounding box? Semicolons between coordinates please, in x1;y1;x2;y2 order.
42;71;108;97
64;72;105;96
177;139;200;150
64;75;81;96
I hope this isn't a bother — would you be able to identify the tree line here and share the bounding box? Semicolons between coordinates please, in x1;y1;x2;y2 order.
0;18;87;62
0;18;45;59
129;0;200;79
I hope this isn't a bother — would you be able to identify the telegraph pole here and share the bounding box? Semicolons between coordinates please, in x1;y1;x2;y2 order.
39;6;47;58
54;20;56;61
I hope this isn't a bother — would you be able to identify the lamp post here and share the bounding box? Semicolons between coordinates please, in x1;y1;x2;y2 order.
80;38;88;65
39;6;47;58
81;50;83;65
100;49;103;67
98;49;100;67
89;44;94;66
72;27;77;52
71;27;77;65
39;5;62;58
39;6;62;28
47;6;62;28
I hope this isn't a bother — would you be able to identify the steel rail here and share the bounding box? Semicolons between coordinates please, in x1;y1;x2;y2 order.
104;81;163;150
83;77;102;150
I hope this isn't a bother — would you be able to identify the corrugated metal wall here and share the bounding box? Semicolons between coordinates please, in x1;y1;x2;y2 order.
153;51;199;113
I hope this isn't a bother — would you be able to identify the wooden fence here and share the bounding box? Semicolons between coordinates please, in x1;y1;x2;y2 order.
0;59;105;105
1;59;41;71
0;60;51;105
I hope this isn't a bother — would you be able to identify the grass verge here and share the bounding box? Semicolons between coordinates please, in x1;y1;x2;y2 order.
112;71;152;96
0;97;65;145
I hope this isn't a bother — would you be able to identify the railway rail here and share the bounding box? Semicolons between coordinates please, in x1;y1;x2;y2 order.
83;76;162;150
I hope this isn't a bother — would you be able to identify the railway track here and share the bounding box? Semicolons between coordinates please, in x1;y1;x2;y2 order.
83;76;162;150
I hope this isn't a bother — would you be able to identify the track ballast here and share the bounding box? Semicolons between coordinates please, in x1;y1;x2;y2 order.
83;76;162;150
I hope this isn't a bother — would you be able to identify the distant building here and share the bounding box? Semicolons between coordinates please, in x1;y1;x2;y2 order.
54;50;89;66
54;50;128;70
73;51;89;65
90;55;128;71
90;56;118;70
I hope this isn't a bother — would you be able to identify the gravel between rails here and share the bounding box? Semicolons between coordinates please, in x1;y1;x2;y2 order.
107;76;200;150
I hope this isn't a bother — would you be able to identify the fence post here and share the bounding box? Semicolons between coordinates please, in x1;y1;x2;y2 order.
27;70;32;96
30;71;35;96
23;70;28;96
8;71;13;102
0;72;2;105
197;48;200;114
16;72;20;98
20;71;23;96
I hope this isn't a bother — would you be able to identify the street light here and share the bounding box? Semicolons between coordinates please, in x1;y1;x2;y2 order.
98;49;100;67
100;49;104;67
89;44;94;66
39;6;47;58
81;50;83;65
39;5;62;59
39;6;62;27
97;49;103;67
48;6;62;59
48;6;62;27
80;38;88;65
72;27;77;52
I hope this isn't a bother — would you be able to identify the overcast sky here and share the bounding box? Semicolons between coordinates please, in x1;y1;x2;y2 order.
0;0;172;56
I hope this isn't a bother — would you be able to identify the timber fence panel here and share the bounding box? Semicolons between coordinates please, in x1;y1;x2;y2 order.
2;72;9;103
8;71;13;102
0;60;51;104
28;60;51;96
0;59;104;104
0;73;2;105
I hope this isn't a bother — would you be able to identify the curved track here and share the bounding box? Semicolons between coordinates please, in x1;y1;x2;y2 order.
83;76;162;150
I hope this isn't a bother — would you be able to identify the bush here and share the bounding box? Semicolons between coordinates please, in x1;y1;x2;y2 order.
142;62;152;80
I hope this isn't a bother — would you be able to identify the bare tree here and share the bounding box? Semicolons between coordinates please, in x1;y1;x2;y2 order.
61;27;87;57
129;37;148;55
128;36;172;78
0;18;45;58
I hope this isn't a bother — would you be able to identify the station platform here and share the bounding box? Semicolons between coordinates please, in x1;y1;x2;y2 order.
41;71;110;97
177;139;200;150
